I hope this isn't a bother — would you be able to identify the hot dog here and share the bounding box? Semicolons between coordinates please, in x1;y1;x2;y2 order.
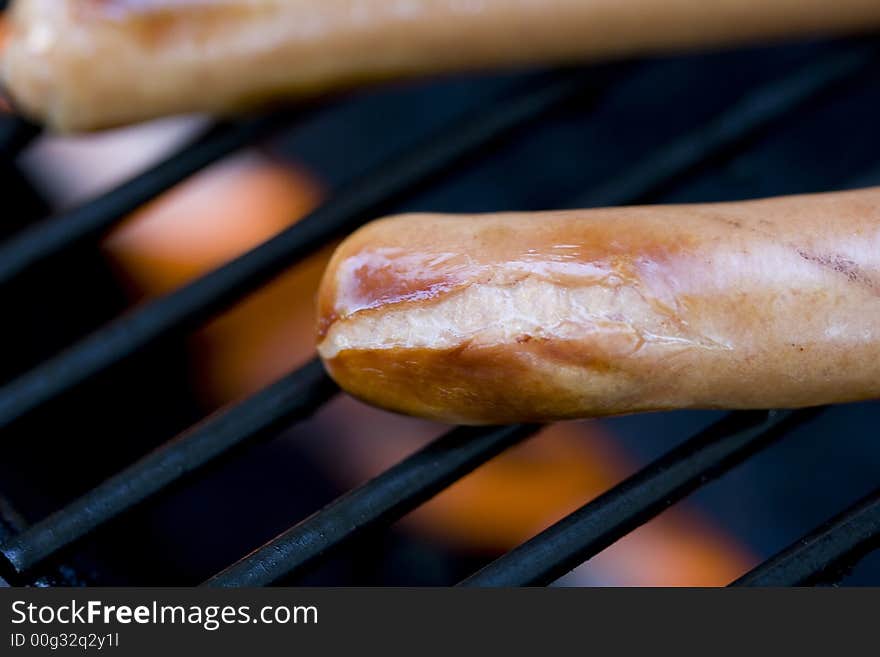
316;188;880;424
5;0;880;131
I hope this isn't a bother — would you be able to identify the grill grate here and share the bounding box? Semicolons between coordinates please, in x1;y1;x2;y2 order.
0;34;878;587
0;112;301;289
0;359;338;578
732;489;880;587
459;410;822;587
0;69;614;435
206;424;541;587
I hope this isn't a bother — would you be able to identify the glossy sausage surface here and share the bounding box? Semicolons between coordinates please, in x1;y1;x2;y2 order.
317;188;880;424
5;0;880;130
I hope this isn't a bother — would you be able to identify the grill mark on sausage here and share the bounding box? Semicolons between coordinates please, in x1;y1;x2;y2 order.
698;209;880;295
796;248;880;293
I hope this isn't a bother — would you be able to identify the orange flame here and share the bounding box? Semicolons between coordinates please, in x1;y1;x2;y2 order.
104;153;327;402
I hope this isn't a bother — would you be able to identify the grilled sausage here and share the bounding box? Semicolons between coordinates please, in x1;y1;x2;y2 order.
316;188;880;424
5;0;880;131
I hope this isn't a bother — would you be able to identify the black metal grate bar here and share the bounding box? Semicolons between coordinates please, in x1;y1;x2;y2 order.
458;409;822;587
0;112;299;291
0;69;613;434
204;424;541;587
575;42;880;207
0;359;337;581
732;488;880;587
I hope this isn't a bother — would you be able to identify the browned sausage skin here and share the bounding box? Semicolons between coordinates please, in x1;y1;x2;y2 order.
316;188;880;425
5;0;880;131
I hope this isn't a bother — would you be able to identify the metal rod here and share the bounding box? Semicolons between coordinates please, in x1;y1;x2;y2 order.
732;488;880;586
574;41;880;207
0;112;297;290
205;424;542;587
459;409;822;587
0;68;614;434
0;359;337;579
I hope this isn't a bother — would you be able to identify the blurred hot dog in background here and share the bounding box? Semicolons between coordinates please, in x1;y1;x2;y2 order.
4;0;880;131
